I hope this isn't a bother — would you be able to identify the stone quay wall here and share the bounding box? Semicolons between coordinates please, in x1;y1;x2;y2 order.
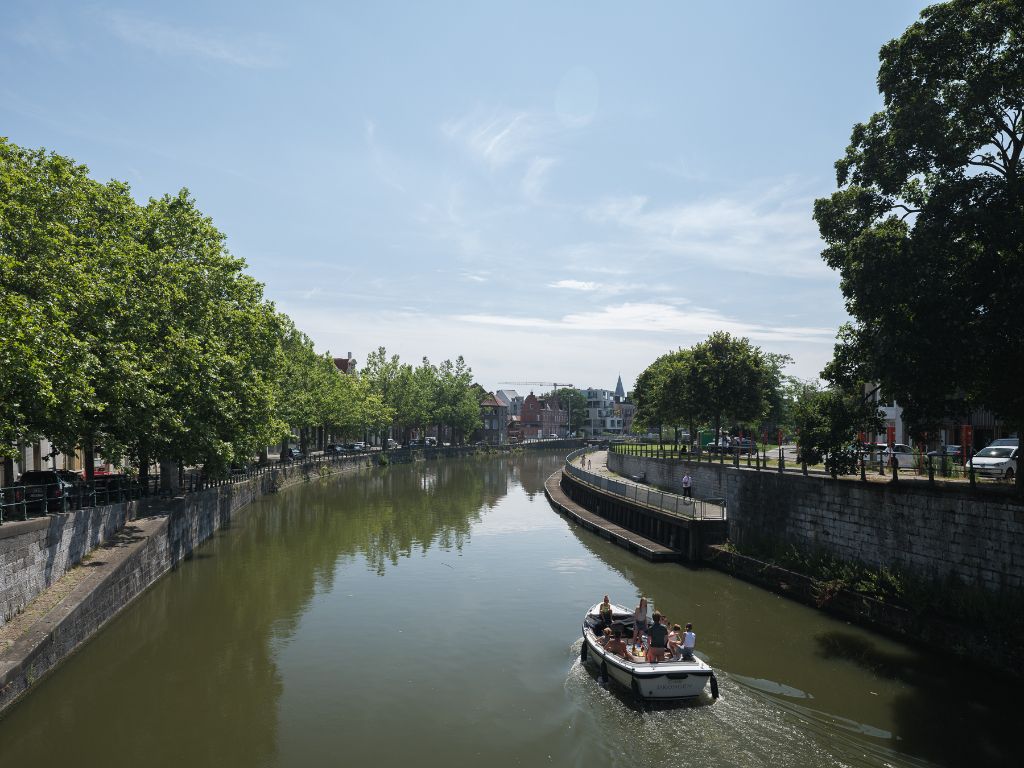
608;451;1024;593
1;505;130;628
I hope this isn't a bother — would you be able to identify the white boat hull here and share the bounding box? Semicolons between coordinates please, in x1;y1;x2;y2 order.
581;604;717;701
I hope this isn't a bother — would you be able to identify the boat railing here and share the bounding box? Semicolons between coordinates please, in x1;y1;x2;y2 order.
564;448;726;521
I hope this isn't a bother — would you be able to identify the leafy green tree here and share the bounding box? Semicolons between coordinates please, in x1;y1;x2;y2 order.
793;382;882;478
813;0;1024;486
688;332;773;444
0;140;99;455
133;190;280;480
362;346;404;444
434;357;480;443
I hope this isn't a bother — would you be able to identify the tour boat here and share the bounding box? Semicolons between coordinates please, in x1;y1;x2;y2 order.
580;603;719;702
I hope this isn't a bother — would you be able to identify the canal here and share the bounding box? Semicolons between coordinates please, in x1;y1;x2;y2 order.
0;452;1016;767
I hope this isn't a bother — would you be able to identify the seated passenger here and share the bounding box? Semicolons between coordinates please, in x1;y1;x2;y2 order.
680;623;696;660
605;630;629;660
667;623;683;658
598;627;612;647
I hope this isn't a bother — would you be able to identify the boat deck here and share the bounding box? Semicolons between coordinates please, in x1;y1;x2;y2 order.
545;470;678;561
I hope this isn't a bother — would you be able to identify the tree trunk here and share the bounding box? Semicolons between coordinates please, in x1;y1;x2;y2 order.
83;436;95;484
159;459;180;495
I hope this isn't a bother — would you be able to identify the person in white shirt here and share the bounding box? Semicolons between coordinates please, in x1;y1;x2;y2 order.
681;622;696;660
681;474;692;498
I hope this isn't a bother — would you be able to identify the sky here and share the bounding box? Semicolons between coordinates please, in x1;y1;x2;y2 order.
1;1;932;394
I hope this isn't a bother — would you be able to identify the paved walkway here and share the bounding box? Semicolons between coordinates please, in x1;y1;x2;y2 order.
574;450;726;520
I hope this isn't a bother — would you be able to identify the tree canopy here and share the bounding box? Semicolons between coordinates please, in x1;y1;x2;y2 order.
813;0;1024;462
1;136;485;480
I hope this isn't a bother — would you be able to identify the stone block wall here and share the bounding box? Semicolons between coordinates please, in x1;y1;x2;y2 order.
0;460;331;630
1;504;130;627
608;451;1024;592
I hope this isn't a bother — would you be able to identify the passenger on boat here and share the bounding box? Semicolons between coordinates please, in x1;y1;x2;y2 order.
605;629;629;660
631;597;648;644
667;623;682;658
598;627;613;646
598;595;613;630
646;612;669;663
680;623;696;660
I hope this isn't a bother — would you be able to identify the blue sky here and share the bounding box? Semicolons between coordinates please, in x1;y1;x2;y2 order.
1;1;930;393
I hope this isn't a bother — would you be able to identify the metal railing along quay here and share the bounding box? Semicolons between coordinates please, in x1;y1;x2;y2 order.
564;448;726;521
0;448;382;526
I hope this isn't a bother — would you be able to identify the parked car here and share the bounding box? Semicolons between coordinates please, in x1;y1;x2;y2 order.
282;448;303;462
92;473;134;502
425;437;438;447
16;469;76;513
926;444;963;464
966;444;1018;479
386;439;400;450
350;442;366;452
867;443;916;468
730;438;758;455
989;437;1019;448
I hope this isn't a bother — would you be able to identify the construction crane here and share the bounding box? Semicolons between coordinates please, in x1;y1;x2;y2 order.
498;381;576;437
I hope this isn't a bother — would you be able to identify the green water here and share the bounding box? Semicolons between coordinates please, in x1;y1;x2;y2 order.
0;452;1016;767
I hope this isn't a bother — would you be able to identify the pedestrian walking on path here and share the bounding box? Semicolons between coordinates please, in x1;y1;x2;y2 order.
682;473;692;498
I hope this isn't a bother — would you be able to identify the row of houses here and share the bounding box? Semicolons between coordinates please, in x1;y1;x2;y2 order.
0;361;635;485
475;377;637;445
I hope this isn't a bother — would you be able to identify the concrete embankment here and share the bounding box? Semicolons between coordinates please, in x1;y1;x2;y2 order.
0;459;367;715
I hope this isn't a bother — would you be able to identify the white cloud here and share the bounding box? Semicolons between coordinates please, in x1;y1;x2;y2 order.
454;302;835;344
103;11;281;68
521;156;557;201
442;108;541;168
585;182;829;278
549;279;600;291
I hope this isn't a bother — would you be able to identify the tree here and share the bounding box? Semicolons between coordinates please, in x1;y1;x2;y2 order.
0;140;99;455
434;357;479;443
362;346;403;444
792;382;881;478
813;0;1024;487
688;332;774;444
133;190;280;480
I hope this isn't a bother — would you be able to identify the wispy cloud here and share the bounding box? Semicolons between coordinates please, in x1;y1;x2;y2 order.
103;11;281;68
521;156;557;201
441;107;543;168
455;302;835;344
585;182;828;278
549;279;600;291
365;119;407;193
